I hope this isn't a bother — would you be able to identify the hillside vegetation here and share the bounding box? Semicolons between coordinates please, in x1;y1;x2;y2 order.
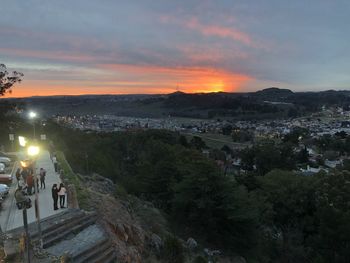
44;122;350;262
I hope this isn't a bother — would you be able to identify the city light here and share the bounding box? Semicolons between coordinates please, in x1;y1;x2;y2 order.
18;136;27;147
20;159;31;168
27;145;40;156
29;111;37;119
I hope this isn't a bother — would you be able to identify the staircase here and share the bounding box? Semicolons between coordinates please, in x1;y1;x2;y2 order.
72;237;116;263
7;209;117;263
41;212;97;248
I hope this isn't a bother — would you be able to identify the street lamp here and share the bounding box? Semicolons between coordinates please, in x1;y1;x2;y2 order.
27;146;40;156
18;136;27;147
28;111;37;119
27;145;43;248
28;111;37;139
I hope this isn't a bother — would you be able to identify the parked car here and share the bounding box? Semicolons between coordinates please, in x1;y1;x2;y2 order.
0;157;11;166
0;152;10;157
0;173;13;184
0;163;5;173
0;184;9;197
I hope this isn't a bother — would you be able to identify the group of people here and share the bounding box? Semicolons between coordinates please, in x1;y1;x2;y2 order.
15;166;46;195
51;183;67;210
14;160;67;211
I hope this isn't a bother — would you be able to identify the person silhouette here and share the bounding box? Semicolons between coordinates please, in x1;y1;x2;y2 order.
58;183;67;208
51;184;59;210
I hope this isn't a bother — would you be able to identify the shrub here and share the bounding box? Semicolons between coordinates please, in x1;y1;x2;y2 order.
162;235;185;263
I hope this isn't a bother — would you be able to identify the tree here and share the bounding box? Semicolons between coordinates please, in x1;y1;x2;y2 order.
297;146;309;163
162;235;185;263
0;64;24;150
232;129;253;142
221;144;232;156
240;140;296;176
283;127;309;145
313;171;350;262
190;136;206;150
258;170;318;262
0;64;23;96
222;124;232;135
173;158;257;253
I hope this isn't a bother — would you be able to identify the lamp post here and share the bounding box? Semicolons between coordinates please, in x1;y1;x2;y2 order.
18;158;32;263
27;145;43;248
28;111;37;139
23;206;30;263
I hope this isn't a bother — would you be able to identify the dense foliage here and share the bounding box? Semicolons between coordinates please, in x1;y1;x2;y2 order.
0;63;23;96
240;140;297;175
45;123;258;255
43;123;350;262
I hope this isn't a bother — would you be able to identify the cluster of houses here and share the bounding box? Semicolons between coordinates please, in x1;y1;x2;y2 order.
54;106;350;138
55;107;350;176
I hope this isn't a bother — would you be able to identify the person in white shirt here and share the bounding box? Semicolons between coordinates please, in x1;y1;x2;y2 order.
52;155;58;173
58;183;67;208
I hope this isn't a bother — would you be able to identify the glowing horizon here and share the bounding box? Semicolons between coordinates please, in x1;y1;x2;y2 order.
3;62;253;98
1;1;350;97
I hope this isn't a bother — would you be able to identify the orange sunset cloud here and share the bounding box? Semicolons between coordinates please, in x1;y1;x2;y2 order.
4;63;252;98
185;18;253;46
92;63;251;93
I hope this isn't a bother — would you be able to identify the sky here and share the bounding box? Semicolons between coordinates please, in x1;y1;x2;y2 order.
1;0;350;97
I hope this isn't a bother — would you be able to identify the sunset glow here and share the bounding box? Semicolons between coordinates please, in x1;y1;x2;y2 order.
1;1;350;97
4;63;252;97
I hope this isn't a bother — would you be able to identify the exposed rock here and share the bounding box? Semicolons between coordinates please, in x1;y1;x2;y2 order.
67;184;79;209
130;196;168;235
150;233;163;253
217;256;247;263
79;173;115;195
84;191;146;263
231;256;247;263
186;237;198;250
204;248;221;257
114;223;128;242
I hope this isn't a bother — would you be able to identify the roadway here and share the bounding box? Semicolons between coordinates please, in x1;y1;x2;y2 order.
0;150;63;232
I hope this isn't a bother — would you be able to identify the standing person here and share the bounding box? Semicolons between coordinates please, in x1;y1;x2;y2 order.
35;174;40;193
58;183;67;208
26;172;34;195
48;141;54;160
52;155;58;173
39;168;46;189
51;184;59;210
20;168;28;184
15;168;21;186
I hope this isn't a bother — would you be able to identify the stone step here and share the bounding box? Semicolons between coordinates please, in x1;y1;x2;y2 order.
90;246;116;263
43;215;97;248
42;213;94;241
30;209;85;239
102;251;117;263
72;238;111;263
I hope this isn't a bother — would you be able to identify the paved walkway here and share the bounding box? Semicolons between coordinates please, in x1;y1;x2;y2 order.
0;150;63;232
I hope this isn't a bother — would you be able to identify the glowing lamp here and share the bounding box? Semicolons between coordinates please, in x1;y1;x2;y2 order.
27;146;40;157
20;160;29;168
18;136;27;147
29;111;37;119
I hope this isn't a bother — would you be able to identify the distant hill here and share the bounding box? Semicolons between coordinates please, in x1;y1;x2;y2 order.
254;87;294;100
2;88;350;119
